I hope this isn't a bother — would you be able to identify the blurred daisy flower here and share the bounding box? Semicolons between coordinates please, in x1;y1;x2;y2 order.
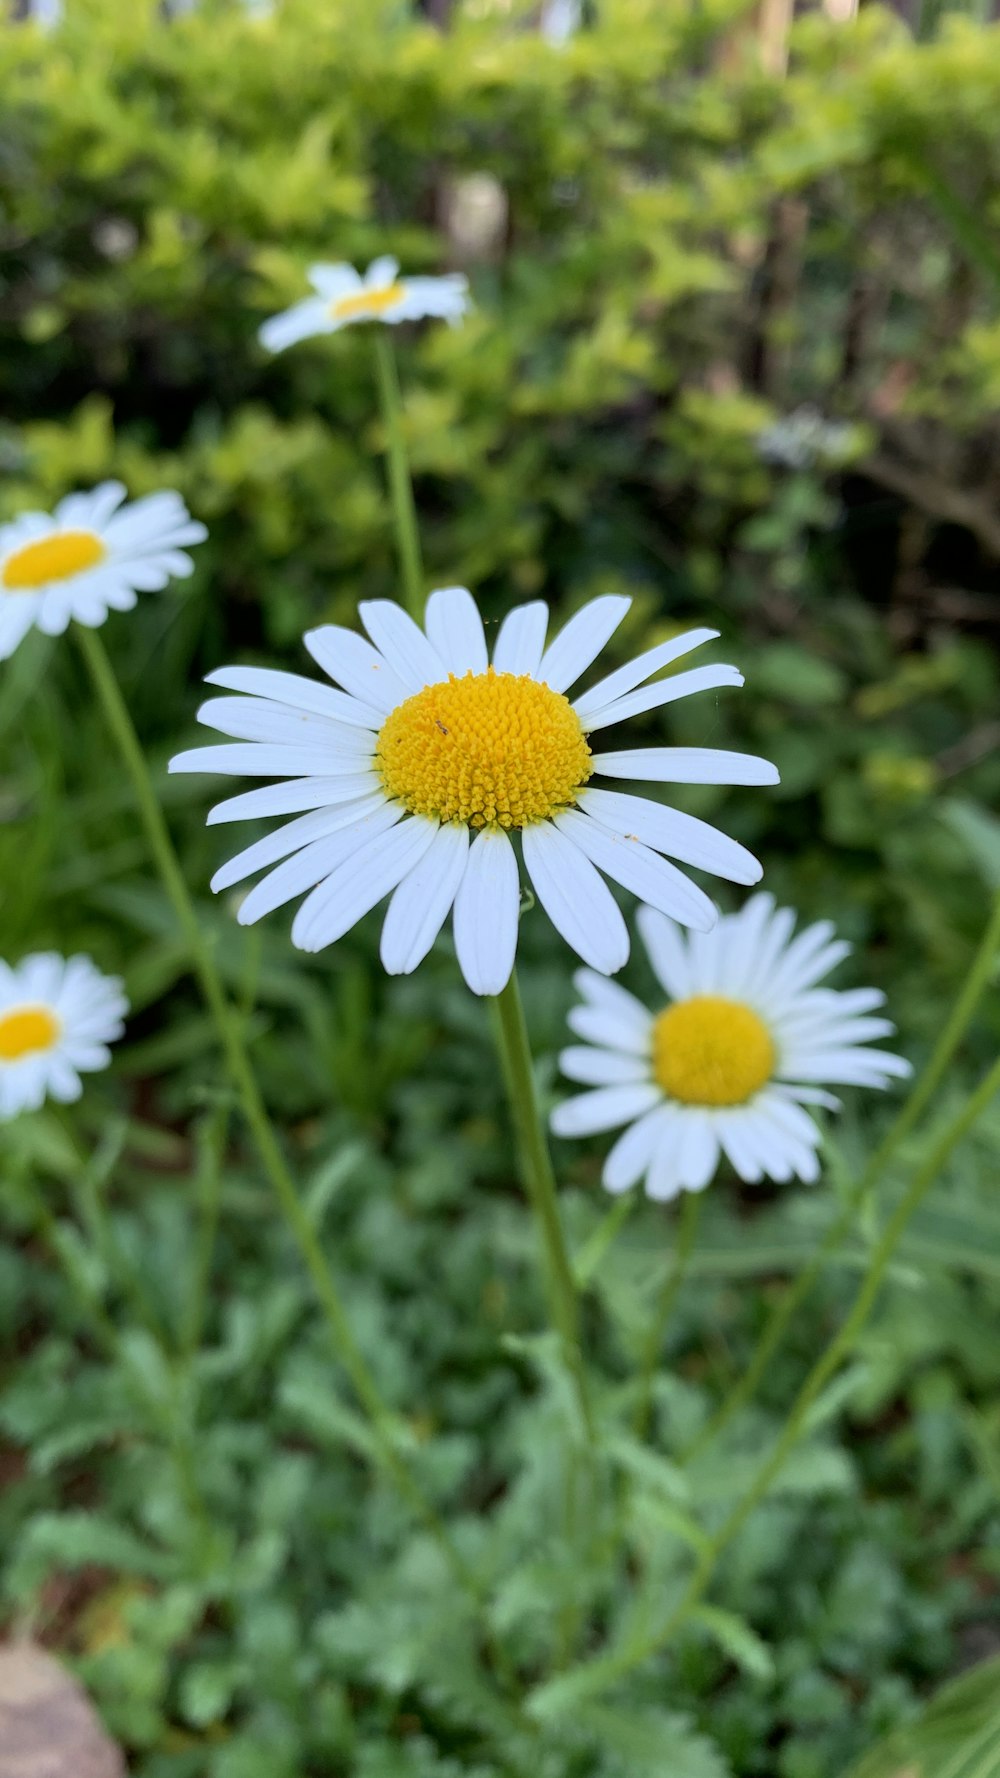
171;589;777;996
552;895;911;1198
259;257;470;353
0;482;207;663
0;954;128;1121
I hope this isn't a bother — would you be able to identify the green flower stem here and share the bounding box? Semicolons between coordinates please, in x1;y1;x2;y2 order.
633;1190;701;1440
372;330;424;622
78;626;474;1592
683;887;1000;1463
532;1048;1000;1709
490;970;595;1446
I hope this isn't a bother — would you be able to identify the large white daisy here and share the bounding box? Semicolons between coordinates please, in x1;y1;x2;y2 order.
551;895;911;1198
0;482;207;663
170;589;777;996
0;954;128;1121
259;257;470;354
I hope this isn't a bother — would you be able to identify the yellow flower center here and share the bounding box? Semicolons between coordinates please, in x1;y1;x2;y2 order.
652;995;775;1106
2;530;107;592
330;282;405;321
376;668;593;829
0;1005;61;1063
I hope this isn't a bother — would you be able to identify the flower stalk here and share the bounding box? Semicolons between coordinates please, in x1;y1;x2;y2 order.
490;969;595;1446
372;330;424;622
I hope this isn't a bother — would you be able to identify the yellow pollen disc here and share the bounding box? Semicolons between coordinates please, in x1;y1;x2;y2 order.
0;1005;61;1063
330;283;405;321
376;667;593;829
652;995;775;1107
2;530;107;592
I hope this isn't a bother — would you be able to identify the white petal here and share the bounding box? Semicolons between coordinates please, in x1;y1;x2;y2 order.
492;601;548;676
603;1103;675;1194
567;1003;652;1057
521;821;629;974
365;255;400;288
169;743;368;779
673;1110;719;1192
424;587;488;676
558;1046;652;1087
580;663;744;732
207;773;381;825
592;747;780;786
644;1108;689;1201
292;816;439;952
0;598;40;662
537;594;631;693
572;628;720;724
195;696;374;754
359;600;448;691
719;894;776;997
715;1109;766;1183
210;796;385;892
304;624;411;714
580;788;762;885
259;298;332;353
551;1082;662;1139
554;810;717;932
380;822;470;975
573;968;653;1034
739;904;799;1001
237;804;403;925
307;263;360;300
636;905;693;1001
452;827;520;996
204;665;382;729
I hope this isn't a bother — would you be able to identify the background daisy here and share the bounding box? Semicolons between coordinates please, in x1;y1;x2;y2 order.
0;482;207;662
0;954;128;1120
259;257;470;353
552;894;911;1198
171;587;778;996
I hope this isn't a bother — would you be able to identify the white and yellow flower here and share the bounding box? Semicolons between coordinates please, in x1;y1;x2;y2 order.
0;954;128;1121
0;482;207;663
552;894;911;1197
259;257;469;353
170;588;777;996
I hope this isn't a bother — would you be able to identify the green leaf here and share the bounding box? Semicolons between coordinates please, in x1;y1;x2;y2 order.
688;1603;775;1682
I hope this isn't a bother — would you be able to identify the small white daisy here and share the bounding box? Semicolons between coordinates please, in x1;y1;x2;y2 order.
551;895;911;1198
170;588;778;997
0;954;128;1121
259;257;470;353
0;482;207;663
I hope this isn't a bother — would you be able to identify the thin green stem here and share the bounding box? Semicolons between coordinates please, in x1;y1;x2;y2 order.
372;330;424;621
490;970;595;1445
684;888;1000;1462
634;1191;701;1441
78;626;474;1591
531;1049;1000;1708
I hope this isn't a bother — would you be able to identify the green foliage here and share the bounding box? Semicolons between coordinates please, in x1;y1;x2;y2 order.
1;2;999;1777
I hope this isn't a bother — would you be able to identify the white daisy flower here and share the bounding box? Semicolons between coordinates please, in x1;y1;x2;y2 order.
170;589;777;997
551;894;911;1199
0;482;207;663
0;954;128;1121
259;257;470;353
